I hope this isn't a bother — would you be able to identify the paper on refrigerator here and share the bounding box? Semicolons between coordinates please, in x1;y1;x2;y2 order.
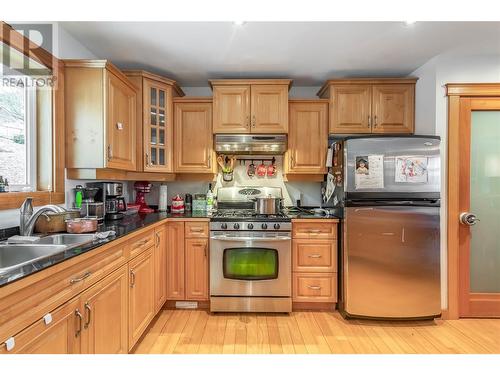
395;156;428;183
354;154;384;189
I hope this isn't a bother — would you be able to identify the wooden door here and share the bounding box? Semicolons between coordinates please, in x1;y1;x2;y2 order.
174;101;214;173
372;84;414;134
250;85;289;133
143;79;173;172
0;297;81;354
455;98;500;317
154;225;168;312
166;221;185;300
185;238;209;301
212;85;250;133
330;85;371;134
106;71;137;170
286;101;328;174
128;248;155;349
80;265;128;354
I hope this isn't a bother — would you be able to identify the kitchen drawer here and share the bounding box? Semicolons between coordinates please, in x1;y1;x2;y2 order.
293;239;337;273
292;273;337;303
292;222;337;239
185;221;209;238
129;230;155;258
0;243;126;344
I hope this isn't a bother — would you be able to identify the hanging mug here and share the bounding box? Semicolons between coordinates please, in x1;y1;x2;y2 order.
247;161;256;177
256;162;267;177
267;163;277;177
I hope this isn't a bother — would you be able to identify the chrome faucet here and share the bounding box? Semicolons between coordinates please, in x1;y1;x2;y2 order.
19;198;66;236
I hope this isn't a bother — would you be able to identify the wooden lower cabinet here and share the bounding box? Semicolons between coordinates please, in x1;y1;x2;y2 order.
293;273;337;303
128;248;155;350
185;238;209;301
154;225;168;313
166;222;185;299
293;239;337;273
80;265;128;354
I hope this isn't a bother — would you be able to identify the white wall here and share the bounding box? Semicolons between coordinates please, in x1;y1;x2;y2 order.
411;46;500;309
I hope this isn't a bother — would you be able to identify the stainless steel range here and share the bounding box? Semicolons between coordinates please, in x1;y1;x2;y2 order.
210;187;292;313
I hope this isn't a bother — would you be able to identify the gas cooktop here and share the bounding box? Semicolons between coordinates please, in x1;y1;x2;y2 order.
211;209;291;222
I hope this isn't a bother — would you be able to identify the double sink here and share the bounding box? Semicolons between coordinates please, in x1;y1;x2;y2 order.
0;234;96;275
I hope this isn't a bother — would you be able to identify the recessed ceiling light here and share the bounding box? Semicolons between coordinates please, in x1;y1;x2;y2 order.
233;21;246;26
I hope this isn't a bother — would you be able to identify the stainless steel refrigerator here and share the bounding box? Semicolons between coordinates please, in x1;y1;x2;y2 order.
340;136;441;320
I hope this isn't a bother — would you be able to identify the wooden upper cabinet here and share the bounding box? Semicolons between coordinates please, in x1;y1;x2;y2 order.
80;265;128;354
286;100;328;174
106;72;137;170
211;79;292;134
330;85;371;134
124;70;184;173
174;99;214;173
64;60;138;171
318;78;417;135
250;85;289;133
212;85;250;133
372;84;415;133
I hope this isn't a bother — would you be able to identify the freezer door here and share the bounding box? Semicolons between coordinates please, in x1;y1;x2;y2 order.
345;136;440;194
343;205;441;319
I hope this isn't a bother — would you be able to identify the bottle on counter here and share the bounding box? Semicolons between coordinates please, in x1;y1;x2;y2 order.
206;183;214;214
3;178;8;192
185;193;192;212
0;176;5;193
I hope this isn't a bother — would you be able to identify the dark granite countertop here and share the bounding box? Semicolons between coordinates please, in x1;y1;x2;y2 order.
0;211;212;288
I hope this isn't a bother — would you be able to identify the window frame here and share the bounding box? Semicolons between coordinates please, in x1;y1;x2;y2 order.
0;22;65;210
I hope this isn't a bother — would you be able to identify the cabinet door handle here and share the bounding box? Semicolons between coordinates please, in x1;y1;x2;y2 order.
84;302;92;329
290;155;294;169
130;270;136;288
107;145;112;161
145;153;150;167
70;271;92;284
207;152;212;169
308;254;322;258
204;244;207;258
307;285;322;290
374;115;378;127
75;309;83;337
246;115;250;128
367;115;371;128
155;232;160;246
251;115;256;128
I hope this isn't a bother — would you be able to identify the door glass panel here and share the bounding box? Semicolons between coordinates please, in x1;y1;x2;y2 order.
159;109;165;126
150;88;157;106
223;248;278;280
151;148;157;165
159;148;165;165
150;128;157;145
159;90;165;108
159;129;165;145
470;111;500;293
150;108;157;125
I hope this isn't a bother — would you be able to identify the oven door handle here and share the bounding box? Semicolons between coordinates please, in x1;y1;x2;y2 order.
210;235;291;242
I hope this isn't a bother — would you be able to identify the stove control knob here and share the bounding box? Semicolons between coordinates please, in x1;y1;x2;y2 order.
261;223;268;230
247;223;254;229
233;223;240;230
274;223;281;230
221;223;227;230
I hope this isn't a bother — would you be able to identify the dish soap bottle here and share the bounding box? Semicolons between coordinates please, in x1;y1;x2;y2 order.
206;183;214;214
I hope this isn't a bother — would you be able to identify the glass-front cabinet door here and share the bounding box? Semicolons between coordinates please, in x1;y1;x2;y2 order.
143;79;173;172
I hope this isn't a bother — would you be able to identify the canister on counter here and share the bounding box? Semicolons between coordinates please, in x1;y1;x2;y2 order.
185;193;192;211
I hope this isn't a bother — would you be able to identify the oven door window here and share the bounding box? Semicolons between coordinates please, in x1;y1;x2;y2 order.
223;248;279;281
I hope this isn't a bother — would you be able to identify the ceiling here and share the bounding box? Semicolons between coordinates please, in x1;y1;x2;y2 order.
60;22;500;87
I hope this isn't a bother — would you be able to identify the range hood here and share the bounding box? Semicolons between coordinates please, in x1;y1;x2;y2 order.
215;134;287;155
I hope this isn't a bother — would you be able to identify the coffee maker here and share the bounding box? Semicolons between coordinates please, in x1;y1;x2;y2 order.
86;182;127;220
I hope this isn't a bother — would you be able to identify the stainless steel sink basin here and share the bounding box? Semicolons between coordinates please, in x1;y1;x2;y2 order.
35;233;95;246
0;244;67;273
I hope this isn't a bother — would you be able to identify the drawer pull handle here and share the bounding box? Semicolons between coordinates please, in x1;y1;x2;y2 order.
308;230;322;233
84;303;92;329
4;337;15;352
307;285;322;290
75;309;83;337
190;228;204;232
130;270;136;288
308;254;322;258
134;239;149;247
70;271;92;284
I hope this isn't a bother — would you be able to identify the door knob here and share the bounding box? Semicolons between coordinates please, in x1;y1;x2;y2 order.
460;212;480;226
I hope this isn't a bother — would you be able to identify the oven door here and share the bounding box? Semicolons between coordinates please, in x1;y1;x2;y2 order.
210;231;291;297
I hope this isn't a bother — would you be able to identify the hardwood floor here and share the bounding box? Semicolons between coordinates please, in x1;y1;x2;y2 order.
132;309;500;354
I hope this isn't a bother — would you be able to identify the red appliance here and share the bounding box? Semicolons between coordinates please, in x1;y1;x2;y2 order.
134;181;154;213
